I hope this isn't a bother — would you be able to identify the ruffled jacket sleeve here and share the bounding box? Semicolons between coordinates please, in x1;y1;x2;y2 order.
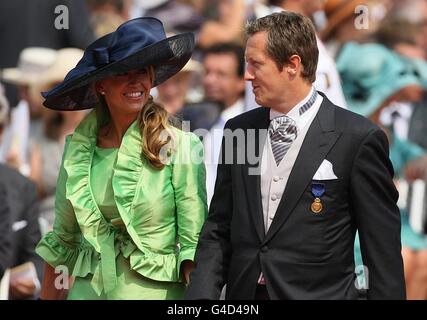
171;131;208;279
36;136;95;275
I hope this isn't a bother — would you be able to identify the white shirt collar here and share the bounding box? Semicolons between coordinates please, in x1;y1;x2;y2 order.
269;86;315;121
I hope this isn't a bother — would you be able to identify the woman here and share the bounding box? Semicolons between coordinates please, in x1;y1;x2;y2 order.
36;18;207;300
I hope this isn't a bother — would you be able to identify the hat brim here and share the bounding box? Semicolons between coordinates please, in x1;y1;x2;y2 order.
1;68;40;86
43;32;195;111
348;77;422;117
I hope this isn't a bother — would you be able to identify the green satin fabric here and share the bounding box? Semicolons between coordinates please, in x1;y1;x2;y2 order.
68;254;185;300
35;110;207;299
90;147;120;221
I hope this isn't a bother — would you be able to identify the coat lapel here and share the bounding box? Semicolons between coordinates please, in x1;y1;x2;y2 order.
241;108;270;242
263;97;342;244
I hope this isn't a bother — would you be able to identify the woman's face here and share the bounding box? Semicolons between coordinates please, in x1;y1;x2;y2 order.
95;68;153;117
158;72;191;100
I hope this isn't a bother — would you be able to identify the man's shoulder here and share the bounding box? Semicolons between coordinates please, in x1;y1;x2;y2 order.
320;95;380;136
333;105;380;135
0;164;36;195
225;107;268;129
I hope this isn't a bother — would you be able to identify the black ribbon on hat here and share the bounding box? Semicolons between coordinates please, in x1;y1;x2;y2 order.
93;47;110;66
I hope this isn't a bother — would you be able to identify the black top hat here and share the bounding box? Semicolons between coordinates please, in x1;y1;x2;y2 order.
42;17;195;110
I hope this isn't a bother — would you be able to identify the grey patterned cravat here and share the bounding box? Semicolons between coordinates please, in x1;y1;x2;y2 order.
269;116;298;166
269;90;318;166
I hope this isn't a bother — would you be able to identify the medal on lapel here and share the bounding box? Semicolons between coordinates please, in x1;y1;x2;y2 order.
311;182;325;214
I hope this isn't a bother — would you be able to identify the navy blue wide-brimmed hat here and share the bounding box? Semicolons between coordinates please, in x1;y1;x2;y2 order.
42;17;195;110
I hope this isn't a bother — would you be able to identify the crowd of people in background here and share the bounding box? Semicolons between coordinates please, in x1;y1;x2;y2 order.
0;0;427;299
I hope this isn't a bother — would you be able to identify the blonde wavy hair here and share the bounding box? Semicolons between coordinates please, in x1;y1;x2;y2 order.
137;94;175;169
96;67;177;170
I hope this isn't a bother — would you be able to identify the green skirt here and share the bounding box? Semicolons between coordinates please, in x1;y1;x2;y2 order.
67;254;186;300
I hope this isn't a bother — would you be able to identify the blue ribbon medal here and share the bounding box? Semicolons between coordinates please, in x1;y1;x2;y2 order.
311;182;325;214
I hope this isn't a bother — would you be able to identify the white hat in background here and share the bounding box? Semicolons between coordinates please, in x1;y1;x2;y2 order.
36;48;84;88
181;58;202;74
1;47;58;86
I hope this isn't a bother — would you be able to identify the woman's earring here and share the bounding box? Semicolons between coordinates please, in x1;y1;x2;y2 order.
100;91;106;95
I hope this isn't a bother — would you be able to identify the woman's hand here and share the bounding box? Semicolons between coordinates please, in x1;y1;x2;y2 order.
10;278;36;300
404;156;427;182
39;263;70;300
181;260;195;284
6;150;22;172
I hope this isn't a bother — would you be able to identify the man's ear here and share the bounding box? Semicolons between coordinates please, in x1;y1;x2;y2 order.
286;54;302;76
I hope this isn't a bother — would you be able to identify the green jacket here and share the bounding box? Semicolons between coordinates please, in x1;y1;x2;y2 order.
36;111;207;295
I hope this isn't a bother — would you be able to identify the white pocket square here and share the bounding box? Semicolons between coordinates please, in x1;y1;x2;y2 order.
313;159;338;180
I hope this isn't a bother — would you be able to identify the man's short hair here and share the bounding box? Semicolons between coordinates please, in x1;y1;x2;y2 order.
202;43;246;78
245;11;319;83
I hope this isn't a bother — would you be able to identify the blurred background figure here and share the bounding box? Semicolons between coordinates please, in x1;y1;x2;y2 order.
0;89;43;300
375;16;426;59
0;0;94;109
182;43;246;133
0;90;12;293
86;0;131;37
196;43;246;205
337;42;427;300
156;58;203;116
0;180;11;283
27;48;86;233
0;90;12;282
391;0;427;55
321;0;390;58
0;47;58;175
140;0;205;35
374;14;427;152
196;0;246;49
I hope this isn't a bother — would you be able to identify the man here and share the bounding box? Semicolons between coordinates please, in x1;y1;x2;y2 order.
186;12;405;300
246;0;347;110
184;43;246;204
0;92;43;299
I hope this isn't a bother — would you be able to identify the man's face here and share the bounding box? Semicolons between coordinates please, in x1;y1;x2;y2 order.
157;72;191;103
245;31;288;108
202;53;245;107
